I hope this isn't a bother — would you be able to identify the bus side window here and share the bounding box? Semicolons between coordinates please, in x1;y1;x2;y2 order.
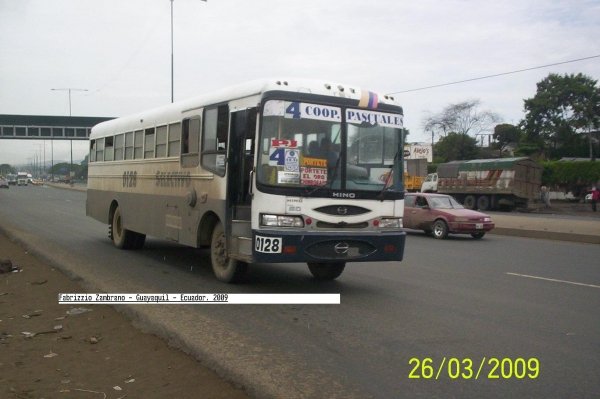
124;132;134;160
168;123;181;157
104;136;114;161
155;125;167;158
114;134;124;161
181;117;201;167
89;140;96;162
96;138;105;162
201;105;229;176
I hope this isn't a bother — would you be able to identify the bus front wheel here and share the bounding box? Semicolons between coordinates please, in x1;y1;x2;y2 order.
210;222;247;283
307;262;346;280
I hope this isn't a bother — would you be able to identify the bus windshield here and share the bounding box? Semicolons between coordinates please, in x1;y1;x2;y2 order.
257;100;403;194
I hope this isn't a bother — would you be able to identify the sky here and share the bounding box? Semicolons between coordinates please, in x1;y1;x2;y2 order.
1;0;599;168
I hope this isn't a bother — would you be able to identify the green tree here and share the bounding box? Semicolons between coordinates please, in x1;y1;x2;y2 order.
78;155;89;180
49;162;82;176
521;73;600;159
0;164;16;175
493;123;521;151
433;132;479;162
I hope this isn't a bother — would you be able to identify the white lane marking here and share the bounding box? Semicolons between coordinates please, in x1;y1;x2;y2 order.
506;272;600;289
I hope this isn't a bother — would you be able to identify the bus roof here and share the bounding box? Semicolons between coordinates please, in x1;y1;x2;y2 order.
90;78;402;139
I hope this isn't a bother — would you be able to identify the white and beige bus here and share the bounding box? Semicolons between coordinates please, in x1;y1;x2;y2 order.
87;78;407;283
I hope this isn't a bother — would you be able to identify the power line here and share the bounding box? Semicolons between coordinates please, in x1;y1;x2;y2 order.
387;54;600;95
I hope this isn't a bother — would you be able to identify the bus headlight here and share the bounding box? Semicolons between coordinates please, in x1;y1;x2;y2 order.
379;218;402;228
260;214;304;227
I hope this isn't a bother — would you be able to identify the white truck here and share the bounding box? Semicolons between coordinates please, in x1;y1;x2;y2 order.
17;172;29;186
421;157;542;210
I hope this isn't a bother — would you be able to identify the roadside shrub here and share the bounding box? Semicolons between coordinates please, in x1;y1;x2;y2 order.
542;161;600;196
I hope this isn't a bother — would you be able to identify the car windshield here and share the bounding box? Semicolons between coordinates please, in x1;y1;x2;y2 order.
429;196;464;209
256;99;403;194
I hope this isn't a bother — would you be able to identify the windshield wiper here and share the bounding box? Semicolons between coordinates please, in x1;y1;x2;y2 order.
328;156;342;189
376;150;400;200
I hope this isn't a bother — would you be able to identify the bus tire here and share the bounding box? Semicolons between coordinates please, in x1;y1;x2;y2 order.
307;262;346;280
108;205;146;249
131;232;146;249
111;206;135;249
210;221;247;283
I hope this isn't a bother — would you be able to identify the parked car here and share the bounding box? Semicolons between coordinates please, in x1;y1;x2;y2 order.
404;193;495;239
0;177;9;189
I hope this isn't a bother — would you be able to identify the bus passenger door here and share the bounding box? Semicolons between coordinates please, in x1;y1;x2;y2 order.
227;108;257;261
228;108;257;208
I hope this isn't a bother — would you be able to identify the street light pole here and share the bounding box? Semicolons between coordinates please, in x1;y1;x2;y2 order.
170;0;174;103
51;88;88;183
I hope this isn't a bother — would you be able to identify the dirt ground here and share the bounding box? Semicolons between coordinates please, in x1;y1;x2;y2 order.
0;233;251;399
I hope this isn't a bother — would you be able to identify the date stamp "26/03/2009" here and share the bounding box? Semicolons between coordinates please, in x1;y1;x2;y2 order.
408;357;540;380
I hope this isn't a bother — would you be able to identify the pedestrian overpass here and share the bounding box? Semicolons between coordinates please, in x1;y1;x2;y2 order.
0;114;113;140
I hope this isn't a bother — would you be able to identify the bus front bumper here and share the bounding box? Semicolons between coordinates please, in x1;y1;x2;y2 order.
251;230;406;264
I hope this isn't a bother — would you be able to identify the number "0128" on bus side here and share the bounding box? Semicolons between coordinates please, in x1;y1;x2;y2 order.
255;236;282;253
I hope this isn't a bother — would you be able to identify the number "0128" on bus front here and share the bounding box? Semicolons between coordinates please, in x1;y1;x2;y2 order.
255;236;282;253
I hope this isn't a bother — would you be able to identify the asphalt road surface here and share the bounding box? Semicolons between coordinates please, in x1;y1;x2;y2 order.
1;186;599;399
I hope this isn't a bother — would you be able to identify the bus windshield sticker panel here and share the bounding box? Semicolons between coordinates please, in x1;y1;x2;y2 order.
301;157;327;186
346;109;403;128
264;100;341;123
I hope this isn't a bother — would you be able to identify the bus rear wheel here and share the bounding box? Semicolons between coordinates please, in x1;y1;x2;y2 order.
307;262;346;280
110;206;145;249
210;221;247;283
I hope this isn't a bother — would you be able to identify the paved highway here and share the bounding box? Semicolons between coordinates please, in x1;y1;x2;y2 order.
1;186;599;399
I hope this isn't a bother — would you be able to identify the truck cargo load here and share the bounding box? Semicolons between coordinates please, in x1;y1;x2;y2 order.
404;158;428;192
421;157;542;210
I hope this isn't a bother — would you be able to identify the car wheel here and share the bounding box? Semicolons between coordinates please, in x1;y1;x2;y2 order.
210;221;247;283
471;232;485;239
432;219;448;239
307;262;346;280
464;195;476;209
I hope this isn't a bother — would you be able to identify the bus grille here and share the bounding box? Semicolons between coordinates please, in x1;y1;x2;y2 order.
314;205;370;216
305;240;376;260
316;221;369;229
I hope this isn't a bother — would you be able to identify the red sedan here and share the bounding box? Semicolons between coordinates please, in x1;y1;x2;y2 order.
404;193;495;239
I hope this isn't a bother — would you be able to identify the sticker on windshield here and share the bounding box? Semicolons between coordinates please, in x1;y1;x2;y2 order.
271;139;298;148
301;166;327;186
277;171;299;184
283;101;342;122
300;157;327;185
284;149;299;172
346;109;403;128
